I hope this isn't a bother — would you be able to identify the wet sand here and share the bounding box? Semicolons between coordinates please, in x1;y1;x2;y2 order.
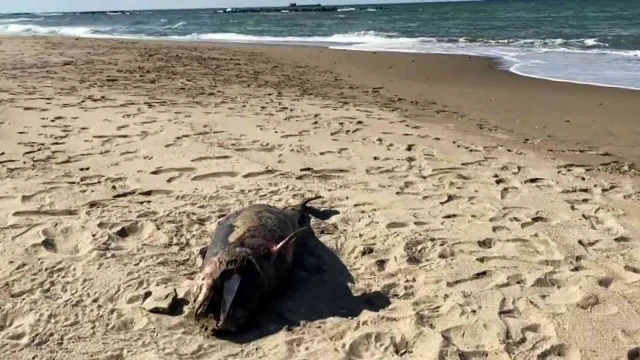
1;36;640;360
241;44;640;167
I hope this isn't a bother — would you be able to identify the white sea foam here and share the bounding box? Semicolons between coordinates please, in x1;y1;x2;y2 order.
166;21;187;29
182;31;412;45
332;37;640;90
0;24;110;37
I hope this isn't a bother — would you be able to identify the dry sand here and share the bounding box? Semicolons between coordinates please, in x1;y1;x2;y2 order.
1;36;640;360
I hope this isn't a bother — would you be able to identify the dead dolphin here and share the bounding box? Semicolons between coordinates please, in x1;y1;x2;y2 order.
190;196;330;333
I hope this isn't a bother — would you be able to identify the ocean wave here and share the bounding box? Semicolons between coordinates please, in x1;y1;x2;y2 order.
337;8;356;12
0;25;632;56
0;18;43;23
0;24;107;36
183;31;416;45
166;21;187;29
0;24;636;89
468;37;610;48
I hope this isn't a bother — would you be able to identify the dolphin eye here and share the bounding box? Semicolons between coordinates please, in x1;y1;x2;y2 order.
261;248;273;259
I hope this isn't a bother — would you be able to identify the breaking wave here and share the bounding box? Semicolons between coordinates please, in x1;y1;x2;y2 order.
0;24;105;36
0;18;43;23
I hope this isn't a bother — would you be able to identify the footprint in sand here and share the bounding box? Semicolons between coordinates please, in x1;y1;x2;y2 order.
191;172;239;181
501;187;521;200
150;167;196;175
524;177;557;190
241;170;280;179
520;215;552;229
295;168;349;180
233;147;274;153
119;149;139;156
446;270;492;288
478;238;496;249
113;189;173;198
92;134;133;139
20;186;68;205
624;265;640;276
492;225;511;236
345;332;407;359
404;238;453;264
190;155;232;162
385;222;409;230
34;225;94;256
280;130;309;138
12;209;79;217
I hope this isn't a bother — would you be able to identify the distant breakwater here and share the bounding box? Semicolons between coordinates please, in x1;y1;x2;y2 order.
8;5;391;16
215;5;390;14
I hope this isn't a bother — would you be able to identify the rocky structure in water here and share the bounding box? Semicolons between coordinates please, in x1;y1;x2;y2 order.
218;5;391;14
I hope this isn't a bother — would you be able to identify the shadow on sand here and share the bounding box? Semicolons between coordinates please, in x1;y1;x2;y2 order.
217;212;391;344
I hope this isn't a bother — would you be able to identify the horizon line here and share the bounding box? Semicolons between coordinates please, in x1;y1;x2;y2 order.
1;0;484;15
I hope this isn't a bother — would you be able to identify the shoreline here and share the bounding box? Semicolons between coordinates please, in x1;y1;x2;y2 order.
2;33;640;92
4;34;640;167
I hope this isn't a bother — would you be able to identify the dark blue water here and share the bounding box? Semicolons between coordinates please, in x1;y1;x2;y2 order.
2;0;639;89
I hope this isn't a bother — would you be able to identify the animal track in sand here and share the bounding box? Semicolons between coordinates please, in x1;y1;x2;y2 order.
191;172;239;181
150;167;196;175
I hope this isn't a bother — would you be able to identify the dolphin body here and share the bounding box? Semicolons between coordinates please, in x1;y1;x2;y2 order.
190;196;328;334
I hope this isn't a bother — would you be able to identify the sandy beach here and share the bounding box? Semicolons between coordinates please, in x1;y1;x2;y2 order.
2;36;640;360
